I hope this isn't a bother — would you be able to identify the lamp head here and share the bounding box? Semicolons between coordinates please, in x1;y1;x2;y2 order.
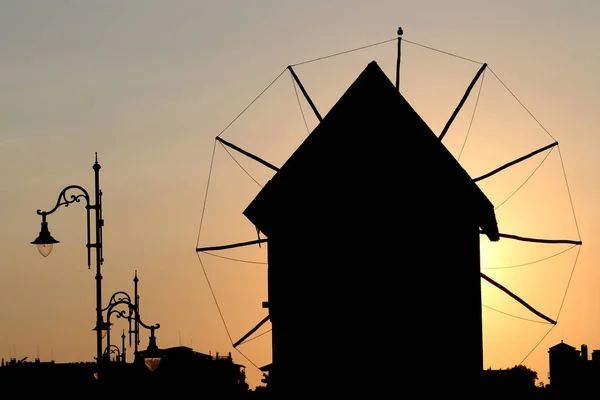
144;330;163;372
93;320;111;340
31;220;59;257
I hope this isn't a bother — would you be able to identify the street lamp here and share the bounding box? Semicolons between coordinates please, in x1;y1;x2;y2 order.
93;318;110;340
143;326;162;372
103;290;134;362
31;153;105;366
30;218;59;257
102;271;162;371
106;298;162;371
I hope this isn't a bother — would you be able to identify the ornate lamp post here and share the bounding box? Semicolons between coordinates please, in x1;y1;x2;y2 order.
103;271;162;371
103;290;134;362
31;153;105;366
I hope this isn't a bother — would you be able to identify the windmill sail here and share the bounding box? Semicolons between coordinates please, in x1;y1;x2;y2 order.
195;28;582;396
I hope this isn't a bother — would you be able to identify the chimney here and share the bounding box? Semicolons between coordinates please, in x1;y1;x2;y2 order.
582;344;588;361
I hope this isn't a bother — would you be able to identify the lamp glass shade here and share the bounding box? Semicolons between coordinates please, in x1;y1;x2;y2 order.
31;221;59;257
93;321;110;339
36;243;53;257
144;357;161;372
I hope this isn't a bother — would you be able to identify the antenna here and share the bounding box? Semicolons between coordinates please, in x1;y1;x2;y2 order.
179;330;182;346
396;26;403;91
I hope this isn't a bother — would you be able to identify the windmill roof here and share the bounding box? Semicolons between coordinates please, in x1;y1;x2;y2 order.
243;61;499;241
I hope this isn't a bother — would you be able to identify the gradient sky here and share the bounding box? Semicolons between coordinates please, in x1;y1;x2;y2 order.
1;0;599;389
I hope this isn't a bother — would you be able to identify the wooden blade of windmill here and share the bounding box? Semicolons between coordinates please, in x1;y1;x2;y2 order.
478;231;581;324
480;272;555;324
473;142;558;183
438;63;487;141
232;314;271;348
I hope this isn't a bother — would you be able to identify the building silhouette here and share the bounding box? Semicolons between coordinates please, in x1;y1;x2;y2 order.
547;340;600;396
0;346;248;395
132;346;248;394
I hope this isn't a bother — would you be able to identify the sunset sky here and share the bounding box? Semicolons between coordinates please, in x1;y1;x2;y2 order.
1;0;599;389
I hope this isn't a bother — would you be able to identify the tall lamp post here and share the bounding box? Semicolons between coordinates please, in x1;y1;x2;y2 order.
30;153;105;366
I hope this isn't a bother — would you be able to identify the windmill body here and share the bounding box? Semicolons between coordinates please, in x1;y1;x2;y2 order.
243;61;500;396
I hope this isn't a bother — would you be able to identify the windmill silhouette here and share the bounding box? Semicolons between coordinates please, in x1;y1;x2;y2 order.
196;28;582;396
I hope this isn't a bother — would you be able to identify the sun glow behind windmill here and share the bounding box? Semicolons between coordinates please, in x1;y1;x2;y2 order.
194;27;582;381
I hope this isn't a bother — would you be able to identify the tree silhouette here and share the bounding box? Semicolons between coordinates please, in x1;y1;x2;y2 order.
509;364;539;386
